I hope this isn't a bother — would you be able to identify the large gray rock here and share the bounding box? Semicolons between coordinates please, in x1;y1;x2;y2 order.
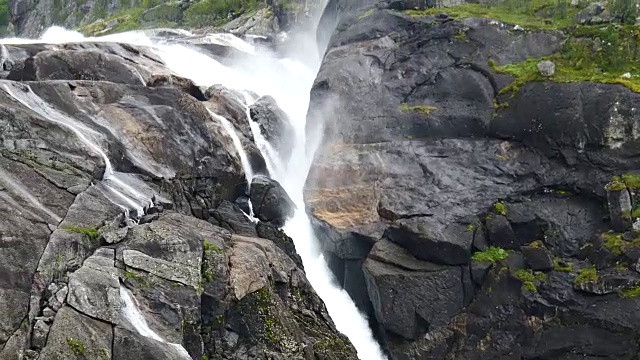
39;306;113;360
307;2;640;357
363;255;464;340
250;176;296;227
66;249;120;324
249;95;296;160
386;217;473;265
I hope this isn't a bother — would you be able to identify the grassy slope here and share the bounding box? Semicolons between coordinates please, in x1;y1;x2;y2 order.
407;0;640;95
78;0;272;36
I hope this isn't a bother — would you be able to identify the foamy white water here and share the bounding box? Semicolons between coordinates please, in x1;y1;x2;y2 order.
1;17;387;359
1;82;150;217
208;109;254;183
119;285;191;358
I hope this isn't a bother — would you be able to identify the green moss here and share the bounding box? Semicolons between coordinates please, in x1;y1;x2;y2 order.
400;103;437;116
574;267;599;285
602;232;624;255
494;25;640;97
494;201;507;216
553;258;573;272
204;241;223;255
202;355;210;360
66;338;84;355
622;173;640;189
466;224;474;232
203;267;214;282
454;31;469;42
123;270;150;288
472;246;509;263
358;9;374;21
404;0;578;30
62;226;99;241
515;269;546;293
620;285;640;298
529;240;544;249
100;348;109;360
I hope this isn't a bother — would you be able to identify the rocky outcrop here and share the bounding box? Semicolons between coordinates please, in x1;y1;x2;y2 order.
250;175;296;227
306;2;640;358
249;95;296;160
8;0;319;38
0;33;355;360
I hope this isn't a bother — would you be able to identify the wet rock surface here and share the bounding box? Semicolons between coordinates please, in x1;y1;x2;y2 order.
306;2;640;359
0;34;355;360
250;175;296;227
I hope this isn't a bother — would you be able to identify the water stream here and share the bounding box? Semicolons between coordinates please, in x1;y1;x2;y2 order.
0;17;387;360
1;82;151;218
119;285;192;359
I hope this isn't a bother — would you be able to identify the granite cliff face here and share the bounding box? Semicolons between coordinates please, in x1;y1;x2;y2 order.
305;0;640;358
0;32;356;360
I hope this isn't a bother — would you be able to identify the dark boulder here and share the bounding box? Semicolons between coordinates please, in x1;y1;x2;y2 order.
521;242;554;271
386;217;472;265
486;215;518;250
363;252;464;340
249;95;296;160
250;175;296;227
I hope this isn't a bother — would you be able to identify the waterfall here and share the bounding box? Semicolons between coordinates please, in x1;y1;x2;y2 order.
2;22;387;359
0;82;151;218
119;285;191;358
150;34;387;360
208;110;254;184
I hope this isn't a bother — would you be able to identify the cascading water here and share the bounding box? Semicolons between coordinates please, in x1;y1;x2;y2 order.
0;82;151;218
1;14;387;360
119;285;192;358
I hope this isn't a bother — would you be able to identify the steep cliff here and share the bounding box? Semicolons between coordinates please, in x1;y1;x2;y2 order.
306;0;640;358
0;34;356;359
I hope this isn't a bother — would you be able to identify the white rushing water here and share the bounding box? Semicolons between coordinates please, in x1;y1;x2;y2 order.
1;16;387;360
0;82;151;218
119;285;191;358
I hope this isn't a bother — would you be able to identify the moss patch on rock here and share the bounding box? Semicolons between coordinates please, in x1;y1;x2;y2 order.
472;246;509;263
492;24;640;96
404;0;579;30
400;103;437;116
574;266;599;285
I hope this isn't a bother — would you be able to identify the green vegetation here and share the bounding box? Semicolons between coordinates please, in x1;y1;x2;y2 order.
492;24;640;97
494;201;507;216
358;9;374;21
574;267;599;285
515;268;547;293
124;270;150;288
404;0;580;30
529;240;544;249
63;226;99;241
66;338;85;355
472;246;509;263
553;258;573;272
466;224;474;232
622;173;640;189
620;285;640;298
100;348;109;360
602;232;625;255
78;0;304;36
204;241;223;255
400;103;438;116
